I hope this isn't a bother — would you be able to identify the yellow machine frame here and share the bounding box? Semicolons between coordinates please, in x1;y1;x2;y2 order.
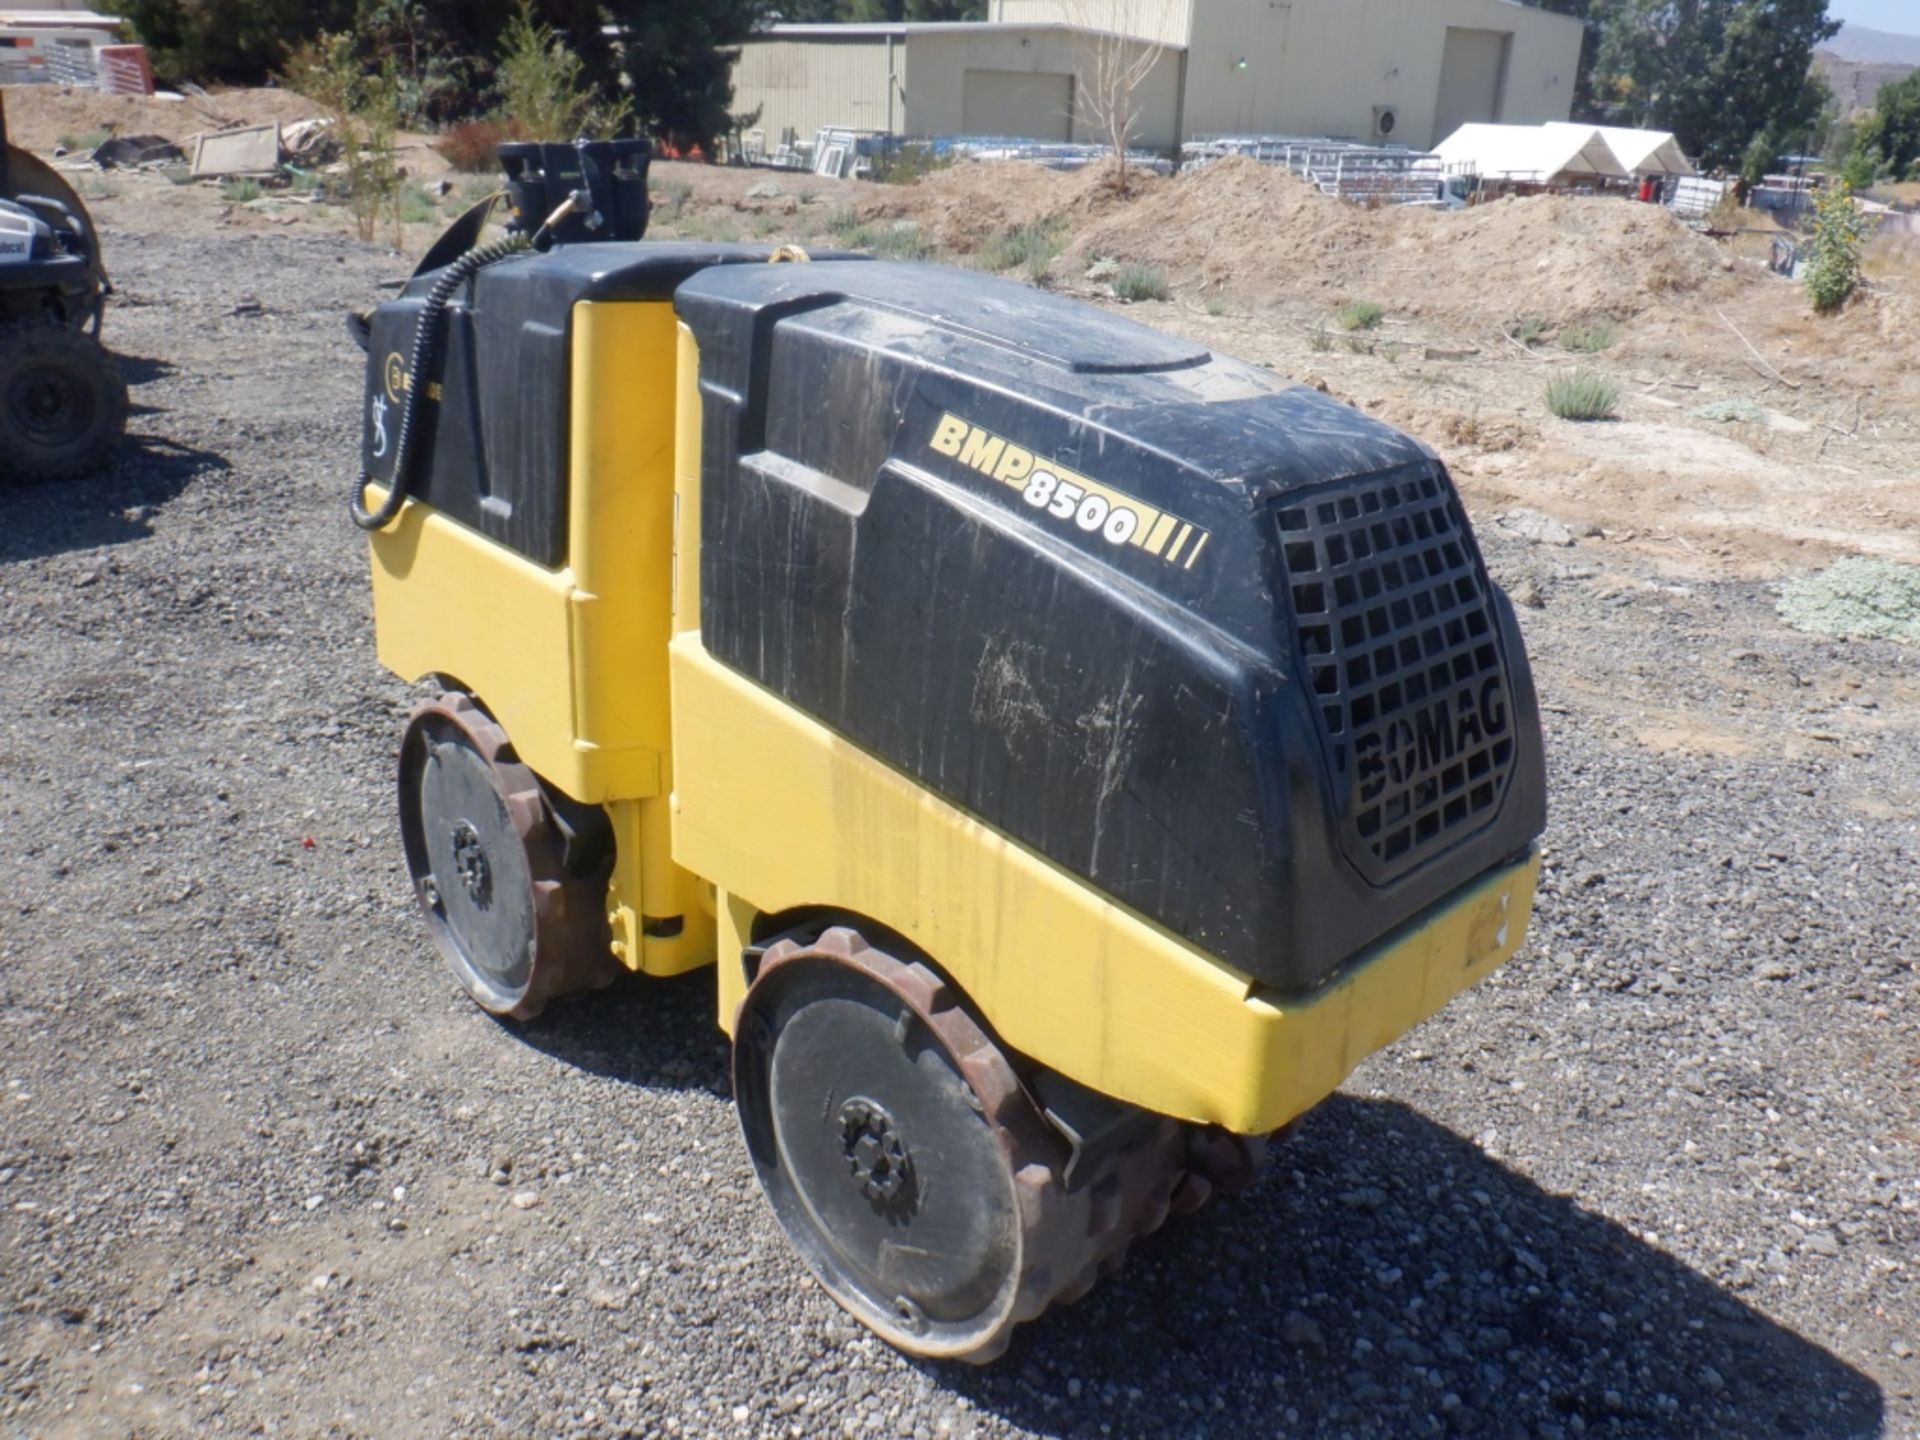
367;298;1540;1137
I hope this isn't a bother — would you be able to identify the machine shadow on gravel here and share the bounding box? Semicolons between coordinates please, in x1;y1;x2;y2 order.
497;984;1881;1438
0;433;226;563
114;351;176;394
933;1095;1883;1440
506;970;731;1095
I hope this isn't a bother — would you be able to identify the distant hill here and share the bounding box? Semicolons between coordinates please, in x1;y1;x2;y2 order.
1823;22;1920;66
1815;47;1916;116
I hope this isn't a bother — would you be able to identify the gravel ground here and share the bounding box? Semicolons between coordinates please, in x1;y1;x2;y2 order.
2;209;1916;1440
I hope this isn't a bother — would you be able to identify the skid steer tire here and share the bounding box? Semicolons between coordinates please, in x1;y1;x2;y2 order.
0;321;126;484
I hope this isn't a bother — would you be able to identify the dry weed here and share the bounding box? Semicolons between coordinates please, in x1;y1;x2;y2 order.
1863;234;1920;290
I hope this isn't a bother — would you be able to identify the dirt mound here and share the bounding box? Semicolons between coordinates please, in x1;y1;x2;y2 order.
1070;156;1739;324
858;159;1147;254
4;85;327;154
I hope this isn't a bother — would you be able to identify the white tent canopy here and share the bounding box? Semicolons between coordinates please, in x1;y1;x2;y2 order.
1549;122;1696;177
1433;123;1631;184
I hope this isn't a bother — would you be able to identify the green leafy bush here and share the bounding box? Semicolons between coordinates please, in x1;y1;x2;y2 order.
495;0;630;140
1513;317;1546;345
1803;180;1875;314
1338;299;1383;331
220;178;265;203
980;220;1064;282
1560;320;1616;353
825;205;865;243
870;223;934;261
1113;264;1170;302
1545;369;1619;421
1779;557;1920;642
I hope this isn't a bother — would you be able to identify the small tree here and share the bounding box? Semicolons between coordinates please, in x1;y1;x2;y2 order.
496;0;631;141
283;32;405;244
1858;68;1920;183
1839;144;1879;192
1064;0;1168;192
1802;180;1875;315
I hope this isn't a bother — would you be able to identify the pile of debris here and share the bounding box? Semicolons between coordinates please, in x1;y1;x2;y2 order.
59;116;342;189
180;118;339;179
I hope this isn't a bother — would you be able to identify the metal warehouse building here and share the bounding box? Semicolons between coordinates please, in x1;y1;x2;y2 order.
731;0;1583;154
731;21;1182;152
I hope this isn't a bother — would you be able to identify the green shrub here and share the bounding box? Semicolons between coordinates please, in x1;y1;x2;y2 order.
57;129;110;153
494;0;629;141
1840;145;1879;193
282;32;403;244
1113;263;1169;302
1692;398;1768;424
1560;320;1616;353
1803;180;1875;314
825;205;866;244
1204;295;1228;317
1338;299;1383;331
653;179;693;217
1309;327;1333;352
679;214;740;244
1513;317;1546;345
980;220;1065;283
867;145;954;184
221;177;265;203
1546;369;1619;421
1778;557;1920;642
870;223;934;261
398;183;441;225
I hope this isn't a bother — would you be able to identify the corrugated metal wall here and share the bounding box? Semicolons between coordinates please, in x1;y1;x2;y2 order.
1182;0;1580;148
733;36;901;147
989;0;1193;48
906;27;1182;150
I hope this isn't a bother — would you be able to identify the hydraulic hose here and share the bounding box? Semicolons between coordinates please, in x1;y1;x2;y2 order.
351;231;530;532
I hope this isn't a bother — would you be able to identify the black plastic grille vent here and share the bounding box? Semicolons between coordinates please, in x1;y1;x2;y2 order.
1277;472;1516;884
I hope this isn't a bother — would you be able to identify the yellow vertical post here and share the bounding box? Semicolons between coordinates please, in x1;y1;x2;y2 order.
568;302;715;976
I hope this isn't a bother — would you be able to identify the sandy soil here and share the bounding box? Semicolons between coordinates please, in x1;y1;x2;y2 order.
643;153;1920;583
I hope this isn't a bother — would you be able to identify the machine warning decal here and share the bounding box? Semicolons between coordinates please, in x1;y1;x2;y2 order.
929;412;1210;570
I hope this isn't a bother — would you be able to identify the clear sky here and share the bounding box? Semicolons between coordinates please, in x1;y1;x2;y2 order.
1826;0;1920;33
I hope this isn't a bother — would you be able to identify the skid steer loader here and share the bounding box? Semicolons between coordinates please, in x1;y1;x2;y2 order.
350;139;1546;1362
0;92;126;481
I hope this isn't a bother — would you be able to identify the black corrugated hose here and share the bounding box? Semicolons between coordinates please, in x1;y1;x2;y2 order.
350;232;530;532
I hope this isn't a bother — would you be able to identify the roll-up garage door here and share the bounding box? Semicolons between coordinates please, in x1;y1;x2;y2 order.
961;69;1074;141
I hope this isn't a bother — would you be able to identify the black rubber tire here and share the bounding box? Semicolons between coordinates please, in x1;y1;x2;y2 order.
396;693;616;1020
0;321;127;483
733;927;1190;1364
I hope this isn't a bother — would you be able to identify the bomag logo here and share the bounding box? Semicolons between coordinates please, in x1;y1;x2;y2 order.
381;351;442;404
929;412;1211;570
0;238;27;257
1353;677;1509;805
